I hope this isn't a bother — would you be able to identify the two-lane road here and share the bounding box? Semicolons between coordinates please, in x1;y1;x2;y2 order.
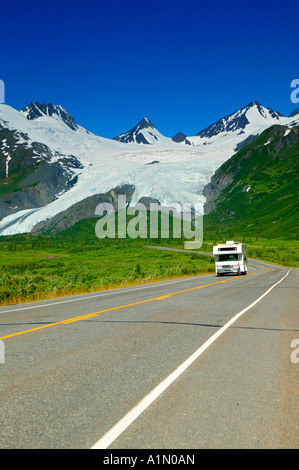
0;258;298;448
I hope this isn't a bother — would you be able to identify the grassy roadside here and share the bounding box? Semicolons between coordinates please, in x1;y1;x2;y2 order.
0;215;297;307
0;237;215;306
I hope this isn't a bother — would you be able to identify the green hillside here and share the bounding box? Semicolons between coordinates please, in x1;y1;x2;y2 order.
203;125;299;239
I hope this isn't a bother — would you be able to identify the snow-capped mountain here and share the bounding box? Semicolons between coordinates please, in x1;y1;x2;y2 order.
113;117;173;145
0;100;298;236
21;102;78;131
196;101;282;139
185;101;298;146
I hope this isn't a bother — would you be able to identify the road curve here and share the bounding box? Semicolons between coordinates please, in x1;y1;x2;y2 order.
0;257;298;449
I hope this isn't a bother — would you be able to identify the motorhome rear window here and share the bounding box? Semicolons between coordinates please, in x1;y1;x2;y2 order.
218;247;237;251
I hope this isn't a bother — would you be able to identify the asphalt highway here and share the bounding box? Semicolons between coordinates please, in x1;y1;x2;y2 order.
0;257;298;449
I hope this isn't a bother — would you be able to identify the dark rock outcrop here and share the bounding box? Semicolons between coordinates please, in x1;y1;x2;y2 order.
31;184;136;234
172;132;187;143
21;102;78;131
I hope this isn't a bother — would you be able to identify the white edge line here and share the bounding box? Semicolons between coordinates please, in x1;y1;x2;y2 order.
0;274;215;315
91;268;291;449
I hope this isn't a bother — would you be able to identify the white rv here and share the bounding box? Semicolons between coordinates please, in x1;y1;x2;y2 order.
213;241;248;276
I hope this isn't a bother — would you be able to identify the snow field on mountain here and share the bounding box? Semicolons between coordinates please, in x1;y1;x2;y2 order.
0;101;298;235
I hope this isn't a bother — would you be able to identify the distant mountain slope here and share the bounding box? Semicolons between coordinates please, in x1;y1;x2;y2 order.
0;104;83;221
0;100;298;236
32;184;135;235
0;103;223;235
203;125;299;238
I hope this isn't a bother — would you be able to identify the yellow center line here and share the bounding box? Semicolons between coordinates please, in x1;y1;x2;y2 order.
0;270;266;341
256;265;271;270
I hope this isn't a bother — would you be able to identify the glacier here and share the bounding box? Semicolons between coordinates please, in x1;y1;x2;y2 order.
0;101;298;235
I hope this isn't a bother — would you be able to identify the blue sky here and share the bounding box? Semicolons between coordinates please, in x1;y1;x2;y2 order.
1;0;298;138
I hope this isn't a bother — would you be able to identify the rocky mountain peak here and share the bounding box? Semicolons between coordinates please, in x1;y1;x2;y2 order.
113;117;160;144
21;102;78;131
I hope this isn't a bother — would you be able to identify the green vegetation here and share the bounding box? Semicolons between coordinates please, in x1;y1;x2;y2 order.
200;237;299;268
0;163;41;198
0;220;215;306
0;124;298;306
0;213;297;307
205;125;299;239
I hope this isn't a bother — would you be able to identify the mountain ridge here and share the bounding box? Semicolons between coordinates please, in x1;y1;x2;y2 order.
195;101;283;139
203;124;299;238
21;102;78;131
113;101;299;145
0;100;298;236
